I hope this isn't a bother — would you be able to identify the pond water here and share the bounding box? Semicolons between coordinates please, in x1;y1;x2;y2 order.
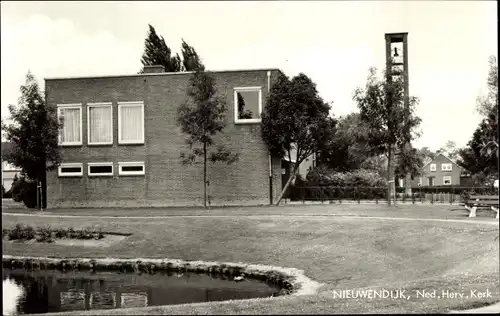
2;268;282;315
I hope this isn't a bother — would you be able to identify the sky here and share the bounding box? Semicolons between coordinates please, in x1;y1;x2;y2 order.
1;1;497;151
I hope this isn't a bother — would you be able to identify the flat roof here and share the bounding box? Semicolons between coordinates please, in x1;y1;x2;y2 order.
45;68;284;81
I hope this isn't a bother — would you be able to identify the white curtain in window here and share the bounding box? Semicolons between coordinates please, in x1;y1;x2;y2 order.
89;106;112;143
120;105;142;142
61;108;80;143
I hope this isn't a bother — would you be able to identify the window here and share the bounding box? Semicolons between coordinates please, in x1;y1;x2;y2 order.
88;162;113;177
88;103;113;145
118;162;145;176
118;102;144;144
234;87;262;124
430;164;436;172
441;163;452;171
58;163;83;177
443;176;452;185
57;104;82;146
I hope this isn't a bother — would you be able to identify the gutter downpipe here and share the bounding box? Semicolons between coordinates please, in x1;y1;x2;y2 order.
267;71;273;205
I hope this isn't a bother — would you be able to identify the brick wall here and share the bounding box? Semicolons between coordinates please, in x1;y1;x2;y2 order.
45;69;283;208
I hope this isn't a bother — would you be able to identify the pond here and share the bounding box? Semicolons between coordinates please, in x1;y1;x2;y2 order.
3;268;282;315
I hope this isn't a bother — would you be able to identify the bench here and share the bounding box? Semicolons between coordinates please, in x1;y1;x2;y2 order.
465;195;499;219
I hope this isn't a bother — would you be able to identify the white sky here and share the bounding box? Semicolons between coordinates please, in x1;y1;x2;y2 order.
1;1;497;151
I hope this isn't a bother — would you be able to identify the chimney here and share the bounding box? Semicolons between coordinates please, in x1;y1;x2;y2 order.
143;65;165;73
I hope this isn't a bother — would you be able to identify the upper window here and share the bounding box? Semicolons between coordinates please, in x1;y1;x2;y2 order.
441;163;452;171
57;104;82;146
88;162;113;177
88;103;113;145
58;163;83;177
443;176;452;185
118;102;144;144
430;164;436;172
234;87;262;124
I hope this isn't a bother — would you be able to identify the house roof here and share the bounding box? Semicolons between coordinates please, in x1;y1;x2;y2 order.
44;68;285;81
421;153;461;169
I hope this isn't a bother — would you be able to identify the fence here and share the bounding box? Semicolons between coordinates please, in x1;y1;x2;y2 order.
286;186;498;204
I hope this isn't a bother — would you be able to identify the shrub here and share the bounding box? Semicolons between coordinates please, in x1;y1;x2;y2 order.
4;225;105;242
10;176;38;208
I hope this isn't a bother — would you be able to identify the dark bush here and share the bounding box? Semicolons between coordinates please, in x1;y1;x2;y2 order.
10;176;38;208
3;225;105;242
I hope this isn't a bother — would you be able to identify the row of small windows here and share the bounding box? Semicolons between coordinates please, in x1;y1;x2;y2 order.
429;163;452;171
57;88;264;147
57;102;145;146
58;162;145;177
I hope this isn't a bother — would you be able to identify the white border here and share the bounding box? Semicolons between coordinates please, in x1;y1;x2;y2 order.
118;161;145;176
88;162;114;177
118;101;145;144
57;104;83;146
87;102;113;146
234;87;262;124
58;163;83;177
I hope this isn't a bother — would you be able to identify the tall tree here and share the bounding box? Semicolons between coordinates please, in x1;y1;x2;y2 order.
261;72;336;205
177;71;239;208
181;39;205;71
353;68;421;205
1;72;61;209
140;24;182;72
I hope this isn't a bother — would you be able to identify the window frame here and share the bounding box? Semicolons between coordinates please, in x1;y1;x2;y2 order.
430;164;436;172
118;161;145;176
441;163;452;171
118;101;145;145
57;104;83;146
443;176;452;185
88;162;114;177
58;163;83;177
233;87;262;124
87;102;113;146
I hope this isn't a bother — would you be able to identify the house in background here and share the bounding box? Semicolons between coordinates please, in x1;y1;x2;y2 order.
281;149;316;190
45;66;286;208
1;142;21;191
410;153;463;187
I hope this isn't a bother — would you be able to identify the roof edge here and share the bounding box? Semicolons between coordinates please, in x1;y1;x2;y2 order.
421;153;461;169
44;68;284;81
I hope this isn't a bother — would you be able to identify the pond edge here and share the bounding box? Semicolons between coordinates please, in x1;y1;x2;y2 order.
2;255;323;297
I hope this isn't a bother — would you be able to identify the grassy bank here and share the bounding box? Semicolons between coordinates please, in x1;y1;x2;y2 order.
3;205;499;314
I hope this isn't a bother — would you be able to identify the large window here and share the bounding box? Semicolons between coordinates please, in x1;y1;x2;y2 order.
88;103;113;145
441;163;452;171
58;163;83;177
118;102;144;144
88;162;113;177
443;176;452;185
234;87;262;124
57;104;82;146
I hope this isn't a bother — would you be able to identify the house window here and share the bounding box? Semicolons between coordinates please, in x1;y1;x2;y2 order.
234;87;262;124
118;162;145;176
418;177;423;186
118;102;144;144
88;162;113;177
430;164;436;172
57;104;82;146
88;103;113;145
441;163;452;171
58;163;83;177
443;176;452;185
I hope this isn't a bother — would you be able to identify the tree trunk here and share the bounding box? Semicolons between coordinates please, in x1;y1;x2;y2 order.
276;165;298;205
387;145;393;206
203;142;207;208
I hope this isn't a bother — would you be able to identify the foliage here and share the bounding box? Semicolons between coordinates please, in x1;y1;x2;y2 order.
306;165;387;187
3;225;104;242
181;38;205;71
261;72;336;204
237;92;253;119
177;71;239;207
394;146;424;180
2;72;61;209
352;68;421;204
140;24;182;72
10;175;37;208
